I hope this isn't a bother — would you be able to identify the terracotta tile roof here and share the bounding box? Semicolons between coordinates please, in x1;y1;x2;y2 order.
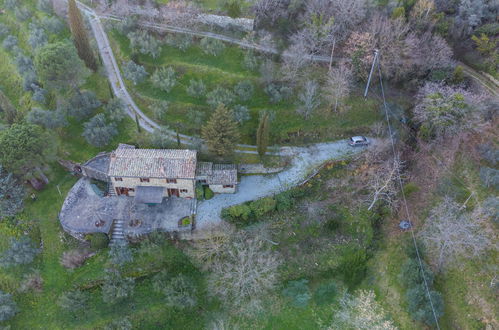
208;164;238;185
196;162;213;177
108;148;197;179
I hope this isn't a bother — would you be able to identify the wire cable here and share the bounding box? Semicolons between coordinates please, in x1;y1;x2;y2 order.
375;53;442;329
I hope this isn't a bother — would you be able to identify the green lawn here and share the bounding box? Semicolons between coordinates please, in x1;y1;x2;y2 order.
109;29;382;145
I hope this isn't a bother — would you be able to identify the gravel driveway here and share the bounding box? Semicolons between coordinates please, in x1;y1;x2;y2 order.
196;140;365;228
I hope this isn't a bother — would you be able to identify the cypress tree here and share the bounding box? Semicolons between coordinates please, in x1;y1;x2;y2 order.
202;104;240;158
135;113;141;133
256;111;270;157
68;0;97;71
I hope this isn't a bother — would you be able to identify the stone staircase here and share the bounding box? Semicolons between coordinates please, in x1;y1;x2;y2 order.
109;219;126;246
107;183;116;196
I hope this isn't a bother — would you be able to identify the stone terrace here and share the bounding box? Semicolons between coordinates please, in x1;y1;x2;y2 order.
59;178;192;239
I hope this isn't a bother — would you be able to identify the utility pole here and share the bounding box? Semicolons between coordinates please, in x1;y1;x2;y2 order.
364;49;379;98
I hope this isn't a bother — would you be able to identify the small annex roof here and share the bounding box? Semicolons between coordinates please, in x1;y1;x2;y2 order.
208;164;238;185
108;148;197;179
135;186;165;204
196;161;213;177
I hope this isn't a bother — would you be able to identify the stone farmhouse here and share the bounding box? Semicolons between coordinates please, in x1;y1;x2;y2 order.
80;144;238;202
59;144;237;242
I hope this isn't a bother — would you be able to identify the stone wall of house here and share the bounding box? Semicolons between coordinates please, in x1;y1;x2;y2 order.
111;177;195;198
209;184;236;194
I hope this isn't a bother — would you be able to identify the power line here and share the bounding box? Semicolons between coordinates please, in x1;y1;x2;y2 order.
367;50;441;329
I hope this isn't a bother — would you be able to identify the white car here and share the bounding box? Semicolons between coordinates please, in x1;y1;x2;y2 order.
348;136;370;147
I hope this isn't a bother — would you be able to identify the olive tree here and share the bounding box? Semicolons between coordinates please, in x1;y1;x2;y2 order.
207;87;236;108
2;35;18;52
105;98;127;122
67;90;102;120
152;271;198;308
57;290;90;314
0;236;40;268
234;80;254;102
27;108;68;129
200;37;225;56
82;114;118;147
0;165;25;219
122;60;148;85
151;67;176;93
28;23;48;50
186;79;206;98
232;105;250;124
0;291;18;322
102;269;135;304
128;30;161;58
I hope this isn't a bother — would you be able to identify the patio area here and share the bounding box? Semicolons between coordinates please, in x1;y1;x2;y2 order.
59;178;193;238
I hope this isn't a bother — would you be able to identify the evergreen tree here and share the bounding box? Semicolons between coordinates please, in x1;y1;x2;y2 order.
68;0;97;71
256;111;270;157
201;104;240;158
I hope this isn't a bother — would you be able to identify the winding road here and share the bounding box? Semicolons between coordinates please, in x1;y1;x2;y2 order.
75;1;499;156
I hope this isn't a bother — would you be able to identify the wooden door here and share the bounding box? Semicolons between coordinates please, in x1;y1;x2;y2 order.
167;188;179;197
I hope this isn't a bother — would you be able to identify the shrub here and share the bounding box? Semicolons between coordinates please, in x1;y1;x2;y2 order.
400;258;434;288
234;80;254;102
204;186;214;200
0;236;40;268
87;232;109;249
0;291;18;322
166;34;192;52
116;16;138;35
61;249;92;269
249;197;276;217
0;165;25;219
275;191;294;212
402;182;420;197
0;23;9;39
313;281;338;305
282;279;311;308
82;114;118;147
232;105;250;124
195;184;204;199
474;23;499;36
337;247;368;289
151;66;176;92
478;144;499;165
207;87;236;108
227;204;252;222
123;60;148;85
200;37;225;56
482;196;499;224
19;271;43;292
37;0;53;13
186;79;206;98
406;285;444;325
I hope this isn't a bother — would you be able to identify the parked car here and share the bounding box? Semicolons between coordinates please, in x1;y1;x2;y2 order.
348;136;369;147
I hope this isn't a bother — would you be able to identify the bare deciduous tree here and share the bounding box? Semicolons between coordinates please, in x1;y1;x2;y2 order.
329;290;397;330
366;155;402;211
200;231;281;314
323;62;352;113
281;41;312;82
419;197;492;270
297;80;320;119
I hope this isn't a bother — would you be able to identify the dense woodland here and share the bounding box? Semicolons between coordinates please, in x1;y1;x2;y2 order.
0;0;498;328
